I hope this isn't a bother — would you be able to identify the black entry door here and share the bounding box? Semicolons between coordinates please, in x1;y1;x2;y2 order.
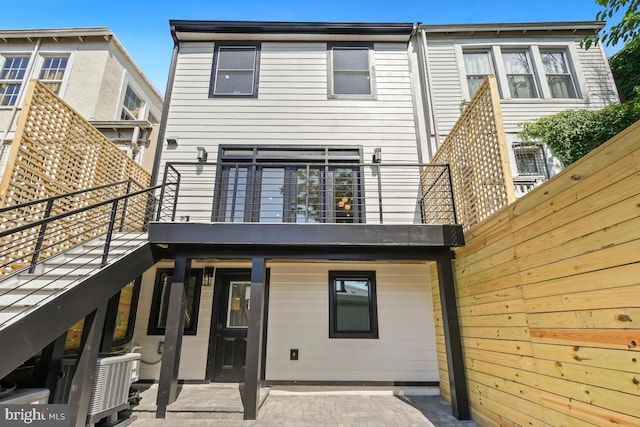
211;269;251;382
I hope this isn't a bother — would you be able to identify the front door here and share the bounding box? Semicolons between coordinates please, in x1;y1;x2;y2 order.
210;269;251;382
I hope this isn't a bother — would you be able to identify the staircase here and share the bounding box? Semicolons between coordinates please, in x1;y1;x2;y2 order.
0;180;164;381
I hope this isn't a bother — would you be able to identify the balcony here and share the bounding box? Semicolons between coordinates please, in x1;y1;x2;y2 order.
150;161;463;255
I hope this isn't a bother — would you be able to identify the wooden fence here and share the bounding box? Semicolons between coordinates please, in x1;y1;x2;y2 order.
432;119;640;425
431;75;515;230
0;80;150;274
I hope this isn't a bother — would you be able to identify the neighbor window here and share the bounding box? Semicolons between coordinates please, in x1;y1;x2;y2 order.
514;144;548;177
210;43;260;97
0;56;29;106
463;51;494;98
147;268;203;335
38;56;68;94
329;44;374;97
502;49;538;98
329;271;378;339
540;50;577;98
121;85;144;120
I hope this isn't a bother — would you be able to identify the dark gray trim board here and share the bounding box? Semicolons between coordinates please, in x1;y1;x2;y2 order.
266;380;439;387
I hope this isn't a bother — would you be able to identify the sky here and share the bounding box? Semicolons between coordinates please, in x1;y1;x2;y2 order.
1;0;622;95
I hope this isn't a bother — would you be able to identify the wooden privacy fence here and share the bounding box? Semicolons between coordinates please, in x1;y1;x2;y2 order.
0;80;150;274
432;119;640;425
430;75;515;230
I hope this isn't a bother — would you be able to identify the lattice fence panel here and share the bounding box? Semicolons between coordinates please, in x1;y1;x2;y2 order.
431;75;515;230
0;80;150;274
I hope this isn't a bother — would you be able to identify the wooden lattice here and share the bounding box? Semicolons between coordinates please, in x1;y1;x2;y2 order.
431;75;515;230
0;80;151;274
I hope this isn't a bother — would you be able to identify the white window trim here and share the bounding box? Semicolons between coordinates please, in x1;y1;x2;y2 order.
34;51;74;98
116;72;149;121
457;42;584;102
327;43;377;100
0;52;32;109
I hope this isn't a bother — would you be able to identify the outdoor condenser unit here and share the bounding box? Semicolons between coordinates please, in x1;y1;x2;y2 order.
55;352;141;425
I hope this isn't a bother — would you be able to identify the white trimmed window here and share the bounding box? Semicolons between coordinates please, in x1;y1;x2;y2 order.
0;56;30;106
502;49;538;99
121;85;144;120
540;49;578;98
328;43;375;98
463;50;494;98
38;56;68;94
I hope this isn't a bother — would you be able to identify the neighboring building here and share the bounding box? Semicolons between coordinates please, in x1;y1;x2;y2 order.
0;27;163;174
415;22;619;195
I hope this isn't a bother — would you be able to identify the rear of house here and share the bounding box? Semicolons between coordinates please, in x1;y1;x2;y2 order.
132;21;463;408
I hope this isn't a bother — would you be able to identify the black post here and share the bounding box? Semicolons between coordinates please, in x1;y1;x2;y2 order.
119;179;133;232
156;257;191;418
29;199;55;273
32;332;67;403
100;291;122;353
436;252;470;420
102;200;120;266
243;258;266;420
68;304;108;427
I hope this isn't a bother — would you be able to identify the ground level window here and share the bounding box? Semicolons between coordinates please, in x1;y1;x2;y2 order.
147;268;203;335
329;271;378;339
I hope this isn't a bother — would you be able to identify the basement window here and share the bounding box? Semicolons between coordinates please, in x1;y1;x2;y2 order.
329;271;379;339
147;268;203;336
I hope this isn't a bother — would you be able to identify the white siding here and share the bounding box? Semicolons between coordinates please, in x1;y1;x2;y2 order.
425;36;619;143
158;41;419;181
265;262;438;382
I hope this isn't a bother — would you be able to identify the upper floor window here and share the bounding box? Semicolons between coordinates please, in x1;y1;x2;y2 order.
121;85;144;120
461;45;580;101
38;56;68;94
463;51;494;98
210;43;260;98
502;50;538;99
540;50;577;99
328;43;375;97
0;56;29;106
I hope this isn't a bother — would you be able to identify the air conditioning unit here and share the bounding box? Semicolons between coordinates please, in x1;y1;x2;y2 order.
54;353;141;425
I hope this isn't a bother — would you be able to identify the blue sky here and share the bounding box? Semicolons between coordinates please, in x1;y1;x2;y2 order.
1;0;621;95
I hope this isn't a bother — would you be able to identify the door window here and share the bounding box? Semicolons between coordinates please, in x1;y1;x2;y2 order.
226;281;251;328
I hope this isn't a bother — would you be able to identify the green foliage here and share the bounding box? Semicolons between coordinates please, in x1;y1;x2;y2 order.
520;102;640;166
609;42;640;102
584;0;639;48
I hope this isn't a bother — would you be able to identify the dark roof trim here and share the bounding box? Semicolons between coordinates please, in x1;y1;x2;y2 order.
170;20;413;38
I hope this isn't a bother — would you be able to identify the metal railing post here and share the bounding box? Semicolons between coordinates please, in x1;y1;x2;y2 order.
376;165;383;224
119;179;133;232
29;199;55;273
446;165;458;224
102;200;119;266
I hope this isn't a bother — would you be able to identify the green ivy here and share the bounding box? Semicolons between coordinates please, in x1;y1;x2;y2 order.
520;102;640;166
609;42;640;102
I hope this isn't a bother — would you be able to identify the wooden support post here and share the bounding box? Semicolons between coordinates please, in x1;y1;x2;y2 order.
32;332;67;403
156;257;191;418
436;252;470;420
243;258;266;421
100;291;122;353
68;304;108;427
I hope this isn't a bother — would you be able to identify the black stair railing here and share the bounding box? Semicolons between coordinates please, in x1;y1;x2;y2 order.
0;179;164;278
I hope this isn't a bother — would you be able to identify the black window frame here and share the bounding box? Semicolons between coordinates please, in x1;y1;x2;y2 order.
212;145;365;224
147;268;203;336
209;42;261;98
328;271;379;339
328;42;375;98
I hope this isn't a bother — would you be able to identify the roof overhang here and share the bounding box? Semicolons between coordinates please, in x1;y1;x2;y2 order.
0;27;113;42
418;21;605;38
170;20;414;43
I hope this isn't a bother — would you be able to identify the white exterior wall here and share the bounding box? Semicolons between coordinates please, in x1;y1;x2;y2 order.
265;262;437;382
132;261;438;382
158;40;420;180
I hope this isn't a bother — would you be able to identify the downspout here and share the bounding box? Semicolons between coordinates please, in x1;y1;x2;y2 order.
0;38;42;160
418;27;441;156
150;27;180;187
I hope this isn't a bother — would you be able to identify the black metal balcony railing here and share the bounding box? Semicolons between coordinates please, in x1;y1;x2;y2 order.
157;162;457;225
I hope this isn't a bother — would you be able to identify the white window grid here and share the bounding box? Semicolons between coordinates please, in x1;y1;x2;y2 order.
0;56;30;106
121;85;144;120
38;56;68;95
